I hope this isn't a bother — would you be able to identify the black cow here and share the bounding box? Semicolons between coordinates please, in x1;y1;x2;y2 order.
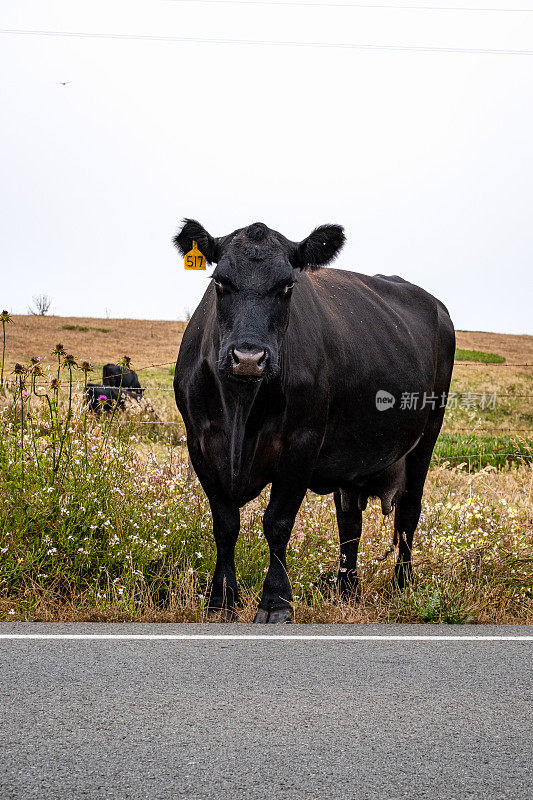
103;363;143;398
85;365;150;416
173;219;455;623
85;384;126;413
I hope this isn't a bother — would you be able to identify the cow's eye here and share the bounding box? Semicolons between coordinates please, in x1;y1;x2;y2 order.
282;283;294;295
214;279;229;294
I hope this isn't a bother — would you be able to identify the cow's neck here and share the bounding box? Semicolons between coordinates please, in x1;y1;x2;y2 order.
217;376;263;495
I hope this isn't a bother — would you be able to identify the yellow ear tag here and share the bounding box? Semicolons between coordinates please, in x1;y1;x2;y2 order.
184;240;206;271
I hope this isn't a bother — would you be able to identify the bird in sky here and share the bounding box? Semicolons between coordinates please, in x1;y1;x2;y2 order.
57;81;71;86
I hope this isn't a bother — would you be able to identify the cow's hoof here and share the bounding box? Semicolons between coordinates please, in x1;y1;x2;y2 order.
268;608;293;624
253;607;293;624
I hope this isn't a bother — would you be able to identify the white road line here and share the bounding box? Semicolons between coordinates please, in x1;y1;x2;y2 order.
0;634;531;642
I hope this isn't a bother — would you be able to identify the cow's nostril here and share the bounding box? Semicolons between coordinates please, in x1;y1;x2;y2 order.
231;348;267;376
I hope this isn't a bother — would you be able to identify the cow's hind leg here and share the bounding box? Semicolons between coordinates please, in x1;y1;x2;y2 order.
334;489;362;600
393;412;444;589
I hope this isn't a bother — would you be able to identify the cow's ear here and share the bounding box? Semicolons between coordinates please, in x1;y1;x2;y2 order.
173;218;220;264
294;224;345;271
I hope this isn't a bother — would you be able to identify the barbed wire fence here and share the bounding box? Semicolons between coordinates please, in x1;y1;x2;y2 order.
5;356;532;469
110;360;533;468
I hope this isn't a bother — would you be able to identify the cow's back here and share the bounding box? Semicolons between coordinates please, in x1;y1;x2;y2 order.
287;269;451;392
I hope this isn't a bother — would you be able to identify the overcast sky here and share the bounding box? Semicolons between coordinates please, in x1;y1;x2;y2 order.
1;0;532;333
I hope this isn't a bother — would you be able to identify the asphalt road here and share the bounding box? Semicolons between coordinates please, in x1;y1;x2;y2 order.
0;623;531;800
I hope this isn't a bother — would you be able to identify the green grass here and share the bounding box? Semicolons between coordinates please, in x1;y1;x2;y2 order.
0;379;530;623
434;433;532;470
455;348;505;363
61;324;112;334
1;414;530;623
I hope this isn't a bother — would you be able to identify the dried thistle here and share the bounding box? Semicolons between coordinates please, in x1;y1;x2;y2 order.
119;355;132;369
50;377;60;389
62;354;77;368
52;343;65;356
79;361;93;374
13;363;27;376
1;310;12;324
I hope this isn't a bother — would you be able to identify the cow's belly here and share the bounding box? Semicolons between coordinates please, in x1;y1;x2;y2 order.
310;411;428;493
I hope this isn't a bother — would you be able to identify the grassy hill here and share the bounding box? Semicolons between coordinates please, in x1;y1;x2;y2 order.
4;315;532;370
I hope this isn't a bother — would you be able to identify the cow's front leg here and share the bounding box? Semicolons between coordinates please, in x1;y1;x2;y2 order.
207;496;240;620
188;440;241;620
254;483;307;624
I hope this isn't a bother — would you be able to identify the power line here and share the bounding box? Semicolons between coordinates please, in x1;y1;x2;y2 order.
161;0;533;11
26;383;533;393
432;452;532;460
1;28;532;55
443;428;533;432
454;363;533;367
113;420;533;432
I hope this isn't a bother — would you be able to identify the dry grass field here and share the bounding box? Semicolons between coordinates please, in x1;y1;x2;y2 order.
5;315;187;371
5;315;533;371
455;330;533;366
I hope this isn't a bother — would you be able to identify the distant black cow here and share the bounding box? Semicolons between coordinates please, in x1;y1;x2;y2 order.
103;363;143;398
173;219;455;623
85;364;144;412
85;384;126;413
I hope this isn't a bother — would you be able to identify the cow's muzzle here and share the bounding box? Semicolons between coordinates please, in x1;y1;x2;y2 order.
230;347;267;378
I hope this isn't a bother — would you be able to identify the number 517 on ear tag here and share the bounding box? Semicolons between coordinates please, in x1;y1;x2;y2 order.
184;241;206;271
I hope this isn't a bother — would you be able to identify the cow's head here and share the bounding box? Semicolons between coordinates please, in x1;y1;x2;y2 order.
174;219;345;382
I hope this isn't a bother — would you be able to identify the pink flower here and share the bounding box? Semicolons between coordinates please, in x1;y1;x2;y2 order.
98;395;107;401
